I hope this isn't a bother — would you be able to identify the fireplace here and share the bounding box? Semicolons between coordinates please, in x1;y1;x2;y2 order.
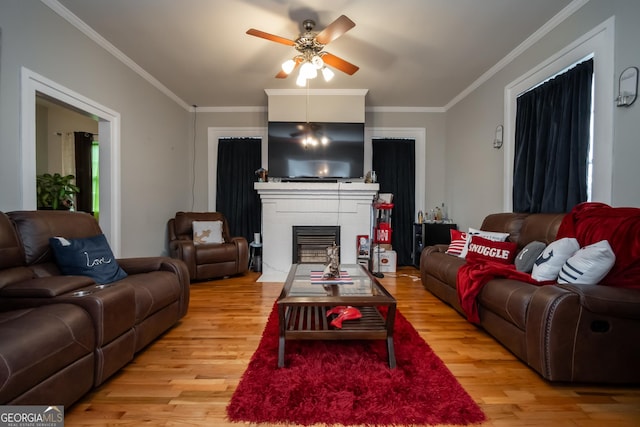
254;182;379;282
292;226;340;263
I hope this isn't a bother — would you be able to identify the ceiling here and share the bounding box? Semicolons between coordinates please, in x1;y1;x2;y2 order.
54;0;575;109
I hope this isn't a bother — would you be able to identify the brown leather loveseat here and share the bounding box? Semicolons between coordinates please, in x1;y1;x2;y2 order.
168;211;249;281
0;210;190;406
420;208;640;384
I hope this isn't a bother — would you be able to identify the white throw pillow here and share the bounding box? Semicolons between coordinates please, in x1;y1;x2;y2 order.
192;220;224;245
531;237;580;281
557;240;616;285
458;228;510;259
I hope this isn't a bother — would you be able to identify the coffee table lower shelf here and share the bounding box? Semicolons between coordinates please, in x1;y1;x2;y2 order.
277;305;396;368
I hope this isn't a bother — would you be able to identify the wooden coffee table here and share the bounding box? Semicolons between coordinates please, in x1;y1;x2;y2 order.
276;263;397;368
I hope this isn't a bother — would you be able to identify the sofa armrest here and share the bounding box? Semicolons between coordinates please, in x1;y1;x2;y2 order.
0;275;95;298
421;244;449;256
168;240;197;279
525;285;582;381
230;237;249;274
118;256;190;318
557;284;640;320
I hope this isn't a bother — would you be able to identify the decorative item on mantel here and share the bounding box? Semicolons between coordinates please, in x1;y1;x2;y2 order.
255;168;268;182
323;243;340;279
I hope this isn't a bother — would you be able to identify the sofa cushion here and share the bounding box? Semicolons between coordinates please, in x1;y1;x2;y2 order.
8;211;102;265
0;304;95;403
119;271;182;322
515;241;547;273
531;237;579;281
517;213;565;247
478;279;538;330
558;240;615;285
49;234;128;284
195;243;239;264
466;236;518;264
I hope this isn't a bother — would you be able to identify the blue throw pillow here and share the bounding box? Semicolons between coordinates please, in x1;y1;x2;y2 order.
49;234;128;284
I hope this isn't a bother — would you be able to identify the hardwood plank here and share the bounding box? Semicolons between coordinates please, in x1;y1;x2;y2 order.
64;267;640;426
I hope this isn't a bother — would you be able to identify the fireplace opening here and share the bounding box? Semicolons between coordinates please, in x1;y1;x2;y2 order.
292;226;340;263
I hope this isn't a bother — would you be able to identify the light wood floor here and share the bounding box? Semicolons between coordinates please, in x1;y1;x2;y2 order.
65;267;640;426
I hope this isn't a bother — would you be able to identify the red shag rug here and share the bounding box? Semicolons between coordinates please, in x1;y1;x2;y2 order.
227;304;486;426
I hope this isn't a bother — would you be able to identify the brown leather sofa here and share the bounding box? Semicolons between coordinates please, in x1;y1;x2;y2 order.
168;211;249;281
0;210;190;406
420;212;640;383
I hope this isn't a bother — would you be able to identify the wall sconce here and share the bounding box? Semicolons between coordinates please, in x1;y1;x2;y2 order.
493;125;503;149
616;66;638;107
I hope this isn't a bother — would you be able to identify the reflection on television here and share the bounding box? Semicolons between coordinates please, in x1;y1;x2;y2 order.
268;122;364;180
287;159;352;178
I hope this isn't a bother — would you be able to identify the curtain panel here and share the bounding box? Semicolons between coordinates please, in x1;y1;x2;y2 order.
216;138;262;243
372;138;415;266
513;58;593;213
74;131;94;214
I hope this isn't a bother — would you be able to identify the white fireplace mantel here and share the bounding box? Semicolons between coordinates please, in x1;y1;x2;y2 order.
255;182;379;282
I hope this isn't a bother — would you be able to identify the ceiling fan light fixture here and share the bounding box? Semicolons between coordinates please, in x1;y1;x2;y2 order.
300;61;317;79
311;55;324;69
281;59;296;74
322;67;335;82
295;73;307;87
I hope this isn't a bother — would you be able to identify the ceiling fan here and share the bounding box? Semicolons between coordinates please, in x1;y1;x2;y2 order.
246;15;359;86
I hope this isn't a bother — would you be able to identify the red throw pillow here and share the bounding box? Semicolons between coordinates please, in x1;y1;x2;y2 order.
465;235;518;264
446;229;467;255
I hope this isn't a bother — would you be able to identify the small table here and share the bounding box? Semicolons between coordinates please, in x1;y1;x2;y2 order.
248;241;262;272
276;263;397;368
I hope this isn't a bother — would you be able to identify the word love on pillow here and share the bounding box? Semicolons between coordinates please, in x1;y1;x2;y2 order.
465;236;518;264
50;234;128;284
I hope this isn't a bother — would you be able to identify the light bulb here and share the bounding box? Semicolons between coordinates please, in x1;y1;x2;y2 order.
296;73;307;87
322;67;335;82
281;59;296;74
321;136;330;145
311;55;324;69
300;61;317;79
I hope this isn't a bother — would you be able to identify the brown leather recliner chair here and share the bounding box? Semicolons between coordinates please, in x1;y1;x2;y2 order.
168;212;249;281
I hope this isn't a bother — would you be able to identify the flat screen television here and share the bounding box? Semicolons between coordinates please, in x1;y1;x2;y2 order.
267;121;365;180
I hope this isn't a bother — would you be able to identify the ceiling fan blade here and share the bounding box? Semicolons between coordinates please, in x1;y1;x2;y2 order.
321;52;359;75
315;15;355;45
246;28;295;46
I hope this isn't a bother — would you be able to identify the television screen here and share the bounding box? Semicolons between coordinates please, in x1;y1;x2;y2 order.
267;122;365;180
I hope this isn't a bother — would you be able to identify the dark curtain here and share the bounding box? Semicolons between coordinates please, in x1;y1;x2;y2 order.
74;131;93;214
513;58;593;213
372;138;415;266
216;138;262;243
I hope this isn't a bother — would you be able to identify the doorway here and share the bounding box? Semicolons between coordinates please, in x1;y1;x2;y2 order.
21;68;122;255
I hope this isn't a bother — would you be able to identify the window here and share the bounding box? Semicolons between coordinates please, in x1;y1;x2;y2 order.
504;18;614;211
91;140;100;219
512;58;593;213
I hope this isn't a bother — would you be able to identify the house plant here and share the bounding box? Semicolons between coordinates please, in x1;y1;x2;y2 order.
36;172;80;210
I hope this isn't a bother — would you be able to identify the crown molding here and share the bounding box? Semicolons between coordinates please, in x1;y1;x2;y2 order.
444;0;589;111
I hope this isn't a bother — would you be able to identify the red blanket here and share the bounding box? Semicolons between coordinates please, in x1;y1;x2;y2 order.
456;261;550;324
557;202;640;289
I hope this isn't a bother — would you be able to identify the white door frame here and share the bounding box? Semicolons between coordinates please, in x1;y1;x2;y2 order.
20;67;122;255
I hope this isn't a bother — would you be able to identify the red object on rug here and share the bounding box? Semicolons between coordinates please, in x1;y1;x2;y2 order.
226;304;486;426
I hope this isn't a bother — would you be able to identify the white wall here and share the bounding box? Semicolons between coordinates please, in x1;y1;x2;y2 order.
445;0;640;231
0;2;191;256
